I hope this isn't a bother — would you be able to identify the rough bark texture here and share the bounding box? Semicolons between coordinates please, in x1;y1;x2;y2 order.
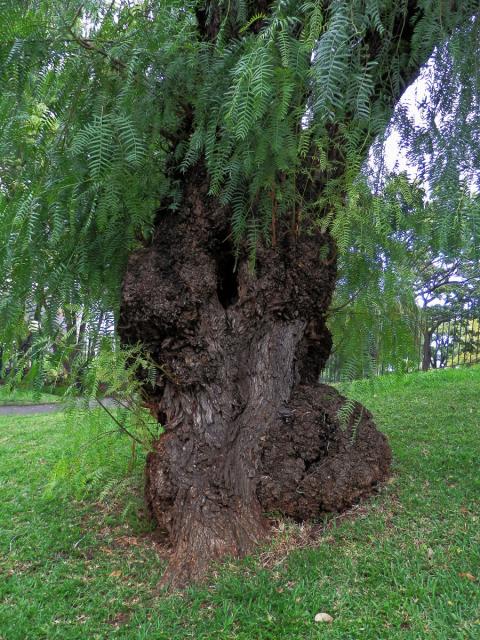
118;173;391;587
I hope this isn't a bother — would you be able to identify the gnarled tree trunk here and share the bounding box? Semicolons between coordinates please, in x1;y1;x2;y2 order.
119;171;391;587
116;0;463;589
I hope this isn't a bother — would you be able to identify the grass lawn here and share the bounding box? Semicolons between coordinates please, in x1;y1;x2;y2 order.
0;367;479;639
0;386;60;406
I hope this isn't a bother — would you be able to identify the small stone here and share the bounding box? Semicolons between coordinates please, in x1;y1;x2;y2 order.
314;612;333;623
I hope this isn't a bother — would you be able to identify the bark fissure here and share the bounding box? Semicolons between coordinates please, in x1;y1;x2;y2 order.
215;240;239;309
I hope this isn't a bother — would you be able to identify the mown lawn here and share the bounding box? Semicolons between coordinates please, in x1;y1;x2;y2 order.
0;367;479;639
0;386;60;406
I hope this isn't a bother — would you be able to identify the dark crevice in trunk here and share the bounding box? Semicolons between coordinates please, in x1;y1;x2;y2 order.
215;240;239;309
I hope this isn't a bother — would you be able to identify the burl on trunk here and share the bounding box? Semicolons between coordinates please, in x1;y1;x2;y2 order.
119;176;391;587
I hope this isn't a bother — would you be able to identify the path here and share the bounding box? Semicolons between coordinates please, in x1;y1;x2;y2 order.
0;399;119;417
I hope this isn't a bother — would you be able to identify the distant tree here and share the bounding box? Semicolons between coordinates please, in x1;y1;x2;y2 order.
415;257;480;369
325;175;480;377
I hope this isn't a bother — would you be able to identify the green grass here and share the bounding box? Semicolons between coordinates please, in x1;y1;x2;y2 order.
0;386;60;406
0;367;479;639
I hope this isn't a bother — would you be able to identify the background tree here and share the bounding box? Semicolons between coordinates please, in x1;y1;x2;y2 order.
325;176;480;378
416;257;480;370
1;1;479;586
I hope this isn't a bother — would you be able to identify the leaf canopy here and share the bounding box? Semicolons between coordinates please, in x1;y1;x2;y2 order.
0;0;479;351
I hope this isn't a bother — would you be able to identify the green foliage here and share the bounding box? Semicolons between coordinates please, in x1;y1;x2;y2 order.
0;0;478;362
76;342;157;414
323;174;480;381
48;343;161;499
69;341;162;450
47;406;141;500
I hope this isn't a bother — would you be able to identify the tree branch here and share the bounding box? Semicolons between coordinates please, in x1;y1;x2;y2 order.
95;397;144;446
67;28;127;72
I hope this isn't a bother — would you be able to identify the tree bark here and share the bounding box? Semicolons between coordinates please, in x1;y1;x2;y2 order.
422;329;433;371
118;171;391;587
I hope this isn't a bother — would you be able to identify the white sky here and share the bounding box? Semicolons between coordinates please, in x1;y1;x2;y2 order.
378;70;431;179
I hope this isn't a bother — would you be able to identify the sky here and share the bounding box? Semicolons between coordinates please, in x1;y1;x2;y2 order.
375;67;431;180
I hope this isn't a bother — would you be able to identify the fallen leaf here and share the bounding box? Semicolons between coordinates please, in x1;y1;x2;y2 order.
427;548;434;560
314;612;333;623
115;536;139;547
76;615;89;624
107;612;130;626
459;572;476;582
109;570;122;577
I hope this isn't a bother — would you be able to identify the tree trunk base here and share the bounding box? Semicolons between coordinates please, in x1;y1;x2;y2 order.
145;383;390;588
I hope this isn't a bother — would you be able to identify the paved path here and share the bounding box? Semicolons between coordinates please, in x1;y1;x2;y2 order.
0;399;119;417
0;403;63;416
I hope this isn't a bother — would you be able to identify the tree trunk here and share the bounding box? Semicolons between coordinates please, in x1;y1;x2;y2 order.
118;172;391;587
422;329;433;371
